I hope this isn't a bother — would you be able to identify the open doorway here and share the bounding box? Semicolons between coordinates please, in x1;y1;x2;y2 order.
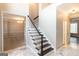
57;3;79;48
69;15;79;48
56;3;79;56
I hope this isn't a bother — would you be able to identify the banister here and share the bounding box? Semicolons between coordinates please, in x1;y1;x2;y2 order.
27;15;41;35
33;16;39;20
27;15;43;56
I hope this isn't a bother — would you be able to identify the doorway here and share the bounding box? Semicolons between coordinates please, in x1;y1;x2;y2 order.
69;17;79;48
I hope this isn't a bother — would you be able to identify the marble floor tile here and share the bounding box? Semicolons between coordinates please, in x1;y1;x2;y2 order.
5;46;38;56
5;44;79;56
5;42;79;56
5;45;79;56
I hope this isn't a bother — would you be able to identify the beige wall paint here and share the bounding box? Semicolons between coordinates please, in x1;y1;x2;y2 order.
29;3;39;27
56;7;70;48
63;14;70;47
77;20;79;35
41;3;51;9
29;3;39;20
56;9;64;48
0;12;2;52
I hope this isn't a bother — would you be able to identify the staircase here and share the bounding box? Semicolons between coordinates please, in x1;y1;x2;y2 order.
27;16;54;56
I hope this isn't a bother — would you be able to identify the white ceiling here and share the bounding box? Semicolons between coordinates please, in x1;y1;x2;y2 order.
0;3;29;16
58;3;79;14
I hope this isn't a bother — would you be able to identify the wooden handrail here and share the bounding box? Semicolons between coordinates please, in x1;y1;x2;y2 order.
33;16;39;20
28;16;41;35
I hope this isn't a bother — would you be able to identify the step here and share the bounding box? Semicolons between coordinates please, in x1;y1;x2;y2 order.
42;45;51;51
32;36;42;39
29;32;39;35
28;28;40;31
32;35;45;38
28;27;35;29
31;35;41;37
36;41;49;47
29;33;43;36
29;31;41;34
28;30;36;31
28;31;41;34
34;40;48;45
32;37;46;41
28;31;38;34
29;34;39;36
39;44;50;49
36;44;50;50
28;27;36;29
38;47;54;56
28;30;37;31
38;46;52;53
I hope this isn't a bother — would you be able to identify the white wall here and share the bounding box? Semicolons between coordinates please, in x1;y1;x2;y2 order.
0;11;2;52
39;4;56;49
70;23;78;33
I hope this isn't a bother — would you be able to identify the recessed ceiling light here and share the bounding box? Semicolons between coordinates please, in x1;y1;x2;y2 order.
71;9;76;13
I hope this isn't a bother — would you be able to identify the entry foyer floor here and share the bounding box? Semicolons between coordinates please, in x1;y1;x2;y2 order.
5;44;79;56
4;35;79;56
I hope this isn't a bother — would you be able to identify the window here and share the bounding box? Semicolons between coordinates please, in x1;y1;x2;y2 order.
70;23;77;33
